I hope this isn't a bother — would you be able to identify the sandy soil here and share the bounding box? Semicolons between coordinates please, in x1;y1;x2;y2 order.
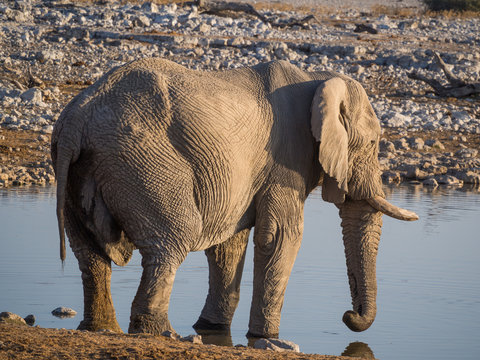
0;324;356;360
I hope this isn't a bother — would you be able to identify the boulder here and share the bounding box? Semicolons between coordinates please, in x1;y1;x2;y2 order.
24;314;35;326
453;171;480;184
435;175;462;186
455;148;478;158
51;307;77;318
0;312;27;325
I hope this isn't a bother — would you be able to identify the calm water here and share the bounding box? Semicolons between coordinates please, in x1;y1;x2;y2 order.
1;185;479;359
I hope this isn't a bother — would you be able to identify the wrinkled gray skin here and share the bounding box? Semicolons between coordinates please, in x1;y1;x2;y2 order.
51;58;414;338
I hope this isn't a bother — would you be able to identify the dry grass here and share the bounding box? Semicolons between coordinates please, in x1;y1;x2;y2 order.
370;5;419;17
424;9;480;17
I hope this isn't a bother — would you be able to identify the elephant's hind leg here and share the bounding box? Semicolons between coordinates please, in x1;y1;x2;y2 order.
64;206;122;333
128;246;187;335
193;228;250;333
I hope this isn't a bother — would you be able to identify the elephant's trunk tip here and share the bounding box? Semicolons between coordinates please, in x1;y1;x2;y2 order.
342;310;375;332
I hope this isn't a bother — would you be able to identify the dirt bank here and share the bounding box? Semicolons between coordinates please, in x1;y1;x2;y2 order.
0;324;357;360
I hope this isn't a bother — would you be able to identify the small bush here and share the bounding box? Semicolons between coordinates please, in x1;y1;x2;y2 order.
423;0;480;12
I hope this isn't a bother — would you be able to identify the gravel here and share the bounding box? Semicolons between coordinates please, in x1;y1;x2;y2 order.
0;0;478;188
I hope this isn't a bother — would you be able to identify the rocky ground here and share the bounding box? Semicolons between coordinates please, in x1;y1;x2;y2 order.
1;0;479;189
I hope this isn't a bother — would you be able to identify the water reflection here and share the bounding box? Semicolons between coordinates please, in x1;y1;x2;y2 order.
342;342;375;359
196;328;377;359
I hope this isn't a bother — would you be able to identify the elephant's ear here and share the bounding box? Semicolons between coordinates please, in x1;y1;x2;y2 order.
311;78;349;204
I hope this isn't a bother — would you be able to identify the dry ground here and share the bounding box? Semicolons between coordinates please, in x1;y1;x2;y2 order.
0;324;357;360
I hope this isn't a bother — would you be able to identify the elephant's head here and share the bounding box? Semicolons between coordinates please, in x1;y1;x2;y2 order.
310;77;418;332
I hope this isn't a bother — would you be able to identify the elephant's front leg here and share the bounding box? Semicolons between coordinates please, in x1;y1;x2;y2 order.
193;228;250;332
248;192;304;338
128;248;186;335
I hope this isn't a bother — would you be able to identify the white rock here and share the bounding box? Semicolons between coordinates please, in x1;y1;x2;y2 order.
383;112;411;127
455;148;478;158
254;338;300;353
51;307;77;317
36;49;63;63
181;334;203;344
133;15;151;27
20;88;43;105
451;110;470;122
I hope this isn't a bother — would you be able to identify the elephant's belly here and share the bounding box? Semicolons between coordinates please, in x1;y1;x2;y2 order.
190;199;255;252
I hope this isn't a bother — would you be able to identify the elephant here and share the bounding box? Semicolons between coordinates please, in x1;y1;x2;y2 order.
51;58;418;338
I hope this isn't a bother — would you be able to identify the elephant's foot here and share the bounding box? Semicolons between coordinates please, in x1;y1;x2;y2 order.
128;313;173;335
246;330;279;339
77;318;123;333
193;317;230;333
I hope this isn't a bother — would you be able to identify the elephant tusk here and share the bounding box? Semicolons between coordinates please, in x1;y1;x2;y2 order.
367;196;419;221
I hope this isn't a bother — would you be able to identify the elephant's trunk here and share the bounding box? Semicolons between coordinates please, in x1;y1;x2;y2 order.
339;200;382;332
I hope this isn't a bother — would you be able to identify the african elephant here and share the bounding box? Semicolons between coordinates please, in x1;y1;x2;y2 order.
51;58;418;338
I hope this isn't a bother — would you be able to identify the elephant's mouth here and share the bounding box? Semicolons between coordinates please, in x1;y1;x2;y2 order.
366;196;418;221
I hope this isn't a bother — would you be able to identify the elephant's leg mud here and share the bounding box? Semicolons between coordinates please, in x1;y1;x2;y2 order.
128;250;185;335
76;252;122;333
194;228;250;333
65;207;122;333
247;187;304;338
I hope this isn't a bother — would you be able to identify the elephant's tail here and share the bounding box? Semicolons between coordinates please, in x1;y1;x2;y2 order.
55;148;72;263
51;110;82;263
